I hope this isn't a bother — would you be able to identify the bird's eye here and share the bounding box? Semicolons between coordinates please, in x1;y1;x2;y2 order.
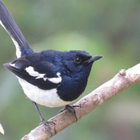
74;57;82;64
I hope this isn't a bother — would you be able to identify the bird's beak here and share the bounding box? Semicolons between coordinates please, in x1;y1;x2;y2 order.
86;55;103;64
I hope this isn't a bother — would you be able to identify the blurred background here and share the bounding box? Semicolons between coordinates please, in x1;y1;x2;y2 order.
0;0;140;139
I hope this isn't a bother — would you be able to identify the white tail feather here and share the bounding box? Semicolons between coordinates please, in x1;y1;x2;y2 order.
0;20;21;58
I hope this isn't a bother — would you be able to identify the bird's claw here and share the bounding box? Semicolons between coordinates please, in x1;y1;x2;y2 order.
59;105;81;122
40;118;54;136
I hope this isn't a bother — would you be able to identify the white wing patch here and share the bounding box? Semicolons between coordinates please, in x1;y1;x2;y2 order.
10;63;16;67
35;74;46;79
25;66;62;84
47;72;62;84
0;20;21;58
25;66;43;77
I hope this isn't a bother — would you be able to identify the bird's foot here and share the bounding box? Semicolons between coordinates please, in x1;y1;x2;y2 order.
40;118;55;136
59;105;81;122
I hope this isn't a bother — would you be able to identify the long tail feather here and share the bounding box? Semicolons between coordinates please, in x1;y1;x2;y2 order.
0;0;34;58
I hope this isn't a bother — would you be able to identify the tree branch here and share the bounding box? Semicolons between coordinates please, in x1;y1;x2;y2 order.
22;63;140;140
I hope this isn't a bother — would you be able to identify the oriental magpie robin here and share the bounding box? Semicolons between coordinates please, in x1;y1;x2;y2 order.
0;0;102;131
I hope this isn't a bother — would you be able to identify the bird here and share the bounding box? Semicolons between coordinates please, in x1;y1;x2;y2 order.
0;0;102;133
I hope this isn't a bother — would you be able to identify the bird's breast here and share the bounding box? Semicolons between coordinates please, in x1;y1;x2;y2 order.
18;78;71;108
57;75;88;101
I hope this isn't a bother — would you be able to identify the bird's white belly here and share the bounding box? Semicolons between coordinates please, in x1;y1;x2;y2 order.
18;78;71;108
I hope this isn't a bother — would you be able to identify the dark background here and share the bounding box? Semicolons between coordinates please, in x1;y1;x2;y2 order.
0;0;140;139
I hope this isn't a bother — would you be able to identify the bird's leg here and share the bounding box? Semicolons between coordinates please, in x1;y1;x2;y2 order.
59;105;81;122
32;101;54;135
32;101;45;122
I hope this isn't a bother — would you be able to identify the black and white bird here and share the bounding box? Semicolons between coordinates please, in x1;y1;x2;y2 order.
0;0;102;131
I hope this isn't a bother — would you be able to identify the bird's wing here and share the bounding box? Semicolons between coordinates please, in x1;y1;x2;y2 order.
4;57;62;90
0;0;34;58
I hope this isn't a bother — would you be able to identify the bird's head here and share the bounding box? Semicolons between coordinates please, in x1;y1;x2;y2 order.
56;50;102;101
61;51;102;78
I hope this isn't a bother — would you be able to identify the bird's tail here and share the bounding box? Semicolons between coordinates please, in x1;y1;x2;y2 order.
0;0;34;58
